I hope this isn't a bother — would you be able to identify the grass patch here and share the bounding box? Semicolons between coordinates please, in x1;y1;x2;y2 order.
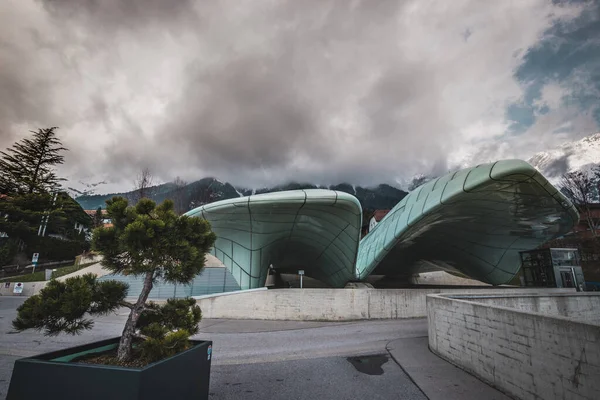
0;270;46;283
51;262;97;279
0;261;99;283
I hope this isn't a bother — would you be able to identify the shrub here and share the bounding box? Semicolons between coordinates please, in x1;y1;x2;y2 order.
27;236;89;262
12;197;216;363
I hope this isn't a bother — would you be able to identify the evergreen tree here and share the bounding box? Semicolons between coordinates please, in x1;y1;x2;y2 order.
94;207;104;228
13;275;129;335
0;191;90;264
13;197;216;363
0;128;75;264
0;127;67;195
0;193;54;243
0;193;53;262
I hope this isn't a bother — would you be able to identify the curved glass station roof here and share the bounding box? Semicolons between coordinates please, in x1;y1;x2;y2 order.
355;159;579;284
185;190;362;289
185;160;578;289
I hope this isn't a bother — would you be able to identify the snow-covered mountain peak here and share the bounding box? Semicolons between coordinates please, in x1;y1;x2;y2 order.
528;133;600;182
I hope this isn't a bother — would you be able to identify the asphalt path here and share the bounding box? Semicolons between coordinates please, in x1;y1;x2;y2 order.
0;296;508;400
0;296;429;399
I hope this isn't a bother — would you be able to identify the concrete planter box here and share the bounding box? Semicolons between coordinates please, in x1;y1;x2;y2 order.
6;337;212;400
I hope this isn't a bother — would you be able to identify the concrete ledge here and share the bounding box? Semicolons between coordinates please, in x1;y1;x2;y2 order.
191;287;575;321
191;287;267;300
446;292;600;324
410;271;492;286
427;292;600;400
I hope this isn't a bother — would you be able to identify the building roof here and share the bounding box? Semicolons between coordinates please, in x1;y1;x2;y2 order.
185;189;362;289
84;209;108;216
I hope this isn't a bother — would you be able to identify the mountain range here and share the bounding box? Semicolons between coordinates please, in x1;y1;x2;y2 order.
73;132;600;213
526;132;600;182
74;179;409;214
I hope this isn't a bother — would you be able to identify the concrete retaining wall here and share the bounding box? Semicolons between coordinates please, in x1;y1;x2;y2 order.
427;293;600;400
193;287;574;321
77;254;103;265
460;293;600;324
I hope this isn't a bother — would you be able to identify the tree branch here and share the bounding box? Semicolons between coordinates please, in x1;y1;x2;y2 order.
119;301;135;309
133;333;149;341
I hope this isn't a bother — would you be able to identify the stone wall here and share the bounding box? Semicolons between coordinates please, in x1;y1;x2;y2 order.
427;293;600;400
193;287;574;321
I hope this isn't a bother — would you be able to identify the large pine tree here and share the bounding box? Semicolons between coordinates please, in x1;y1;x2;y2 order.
0;128;73;264
0;127;67;195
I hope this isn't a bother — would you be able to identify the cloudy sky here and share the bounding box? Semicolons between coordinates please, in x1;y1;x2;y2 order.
1;0;599;193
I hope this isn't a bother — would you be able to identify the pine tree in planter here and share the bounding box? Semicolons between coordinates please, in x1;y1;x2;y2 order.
11;196;216;365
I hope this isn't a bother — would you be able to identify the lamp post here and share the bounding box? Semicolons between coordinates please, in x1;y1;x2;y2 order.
298;270;304;289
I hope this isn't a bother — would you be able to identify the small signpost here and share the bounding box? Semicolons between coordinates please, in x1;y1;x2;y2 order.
13;282;23;295
31;253;39;274
298;269;305;289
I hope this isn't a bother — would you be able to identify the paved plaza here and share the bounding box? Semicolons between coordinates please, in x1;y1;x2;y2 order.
0;296;508;399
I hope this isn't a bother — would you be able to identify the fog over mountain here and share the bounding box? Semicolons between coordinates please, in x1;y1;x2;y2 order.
1;1;599;193
72;131;600;214
527;133;600;183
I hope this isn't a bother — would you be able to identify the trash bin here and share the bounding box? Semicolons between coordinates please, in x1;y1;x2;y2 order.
44;269;54;281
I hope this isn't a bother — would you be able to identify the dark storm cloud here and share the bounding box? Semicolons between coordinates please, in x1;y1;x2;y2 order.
160;33;447;184
0;0;596;193
168;56;322;170
0;38;57;143
42;0;197;28
361;65;447;156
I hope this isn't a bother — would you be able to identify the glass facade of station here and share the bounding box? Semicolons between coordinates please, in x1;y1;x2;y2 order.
181;159;578;290
185;190;362;289
100;266;241;298
520;248;585;290
356;159;579;285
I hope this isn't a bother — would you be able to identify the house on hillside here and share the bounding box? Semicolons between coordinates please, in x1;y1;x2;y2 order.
368;210;390;233
43;193;92;241
83;209;113;228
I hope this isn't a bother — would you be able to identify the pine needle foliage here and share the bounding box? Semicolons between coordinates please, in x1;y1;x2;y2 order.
12;274;128;336
12;197;216;363
0;127;67;195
